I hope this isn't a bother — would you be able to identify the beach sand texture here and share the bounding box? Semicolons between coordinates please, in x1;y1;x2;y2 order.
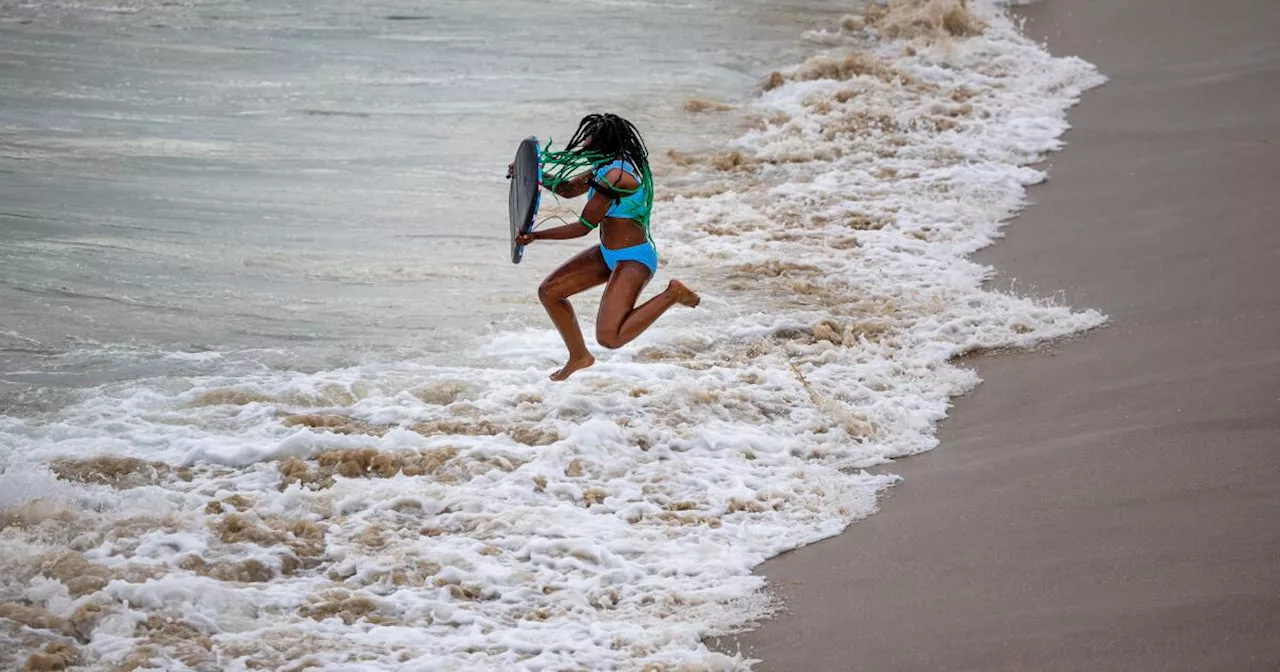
719;0;1280;669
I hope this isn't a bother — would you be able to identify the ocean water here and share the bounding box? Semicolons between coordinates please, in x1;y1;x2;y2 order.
0;0;1106;669
0;0;852;390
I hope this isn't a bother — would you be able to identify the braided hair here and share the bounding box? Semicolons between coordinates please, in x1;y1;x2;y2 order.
563;113;649;173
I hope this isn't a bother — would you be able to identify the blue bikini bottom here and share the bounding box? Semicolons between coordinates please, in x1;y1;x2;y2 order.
600;241;658;274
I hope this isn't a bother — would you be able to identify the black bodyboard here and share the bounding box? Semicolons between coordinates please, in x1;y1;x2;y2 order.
508;137;540;264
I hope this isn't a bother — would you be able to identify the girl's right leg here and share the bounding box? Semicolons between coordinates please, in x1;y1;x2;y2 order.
537;245;612;380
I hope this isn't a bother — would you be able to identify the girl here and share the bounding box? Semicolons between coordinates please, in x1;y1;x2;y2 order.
514;113;700;381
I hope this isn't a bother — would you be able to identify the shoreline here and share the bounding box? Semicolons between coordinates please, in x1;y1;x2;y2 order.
718;0;1280;669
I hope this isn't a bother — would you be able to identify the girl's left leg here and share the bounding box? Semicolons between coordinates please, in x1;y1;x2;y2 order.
539;246;612;380
595;261;700;350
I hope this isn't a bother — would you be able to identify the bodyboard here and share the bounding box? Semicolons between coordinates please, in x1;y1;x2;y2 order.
508;137;540;264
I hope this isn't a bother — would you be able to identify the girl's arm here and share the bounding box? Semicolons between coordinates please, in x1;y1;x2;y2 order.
546;172;591;198
508;164;590;198
517;185;617;245
521;220;592;244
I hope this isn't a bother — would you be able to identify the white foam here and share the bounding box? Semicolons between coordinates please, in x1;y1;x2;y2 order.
0;1;1105;669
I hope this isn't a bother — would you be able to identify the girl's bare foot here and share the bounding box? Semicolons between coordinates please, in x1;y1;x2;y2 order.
550;353;595;381
667;280;701;308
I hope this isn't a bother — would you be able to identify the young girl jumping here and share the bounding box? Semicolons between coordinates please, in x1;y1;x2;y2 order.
514;113;700;381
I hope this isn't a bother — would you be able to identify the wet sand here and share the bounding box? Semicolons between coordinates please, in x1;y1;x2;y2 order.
717;0;1280;669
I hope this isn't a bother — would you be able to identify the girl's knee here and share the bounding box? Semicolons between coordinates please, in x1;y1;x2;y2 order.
537;280;559;305
595;327;625;350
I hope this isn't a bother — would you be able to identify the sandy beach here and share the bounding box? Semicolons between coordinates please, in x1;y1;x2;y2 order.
717;0;1280;669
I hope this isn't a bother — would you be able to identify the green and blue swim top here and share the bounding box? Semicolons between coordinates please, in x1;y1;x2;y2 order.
586;159;649;224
